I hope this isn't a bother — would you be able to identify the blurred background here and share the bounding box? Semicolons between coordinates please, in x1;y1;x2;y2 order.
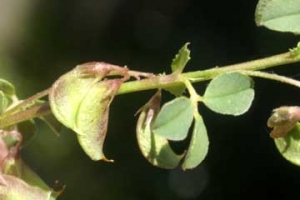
1;0;300;199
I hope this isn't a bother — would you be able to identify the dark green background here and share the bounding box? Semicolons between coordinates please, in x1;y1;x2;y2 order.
1;0;300;199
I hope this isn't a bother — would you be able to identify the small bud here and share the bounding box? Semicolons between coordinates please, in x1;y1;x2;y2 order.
267;106;300;138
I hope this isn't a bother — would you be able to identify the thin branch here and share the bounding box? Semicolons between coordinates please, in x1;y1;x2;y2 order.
240;70;300;88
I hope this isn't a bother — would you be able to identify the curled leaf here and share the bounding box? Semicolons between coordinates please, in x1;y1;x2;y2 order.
267;106;300;138
136;91;183;169
49;62;128;161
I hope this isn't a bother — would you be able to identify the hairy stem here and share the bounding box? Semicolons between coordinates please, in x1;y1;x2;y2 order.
0;103;51;128
0;49;300;128
240;71;300;88
118;51;300;94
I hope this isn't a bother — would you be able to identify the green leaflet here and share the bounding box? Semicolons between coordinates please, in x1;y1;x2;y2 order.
49;62;127;161
136;91;183;169
203;72;254;116
0;79;15;98
274;123;300;166
0;79;17;114
182;114;209;170
255;0;300;34
164;43;190;96
152;97;194;141
171;43;191;73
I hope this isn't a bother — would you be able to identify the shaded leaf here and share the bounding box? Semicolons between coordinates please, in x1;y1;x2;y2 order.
17;120;36;147
171;43;191;73
182;114;209;170
267;106;300;138
274;123;300;166
152;97;194;141
0;79;15;98
0;92;9;114
255;0;300;34
49;62;128;161
136;91;183;169
0;130;59;199
203;72;254;116
4;159;56;195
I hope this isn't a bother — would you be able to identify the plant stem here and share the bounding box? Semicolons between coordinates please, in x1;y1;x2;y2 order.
240;70;300;88
0;103;51;128
1;49;300;128
117;51;300;94
2;88;50;118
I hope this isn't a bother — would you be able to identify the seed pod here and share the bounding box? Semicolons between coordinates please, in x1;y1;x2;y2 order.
49;62;128;161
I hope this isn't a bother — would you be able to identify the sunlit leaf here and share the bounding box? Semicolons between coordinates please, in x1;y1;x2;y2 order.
171;43;191;73
274;123;300;166
255;0;300;34
152;97;194;141
49;62;128;161
182;114;209;170
136;91;183;169
203;72;254;116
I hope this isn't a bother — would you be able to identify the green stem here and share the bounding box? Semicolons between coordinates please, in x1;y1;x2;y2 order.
0;103;51;128
2;88;50;118
117;51;300;94
239;70;300;88
0;49;300;128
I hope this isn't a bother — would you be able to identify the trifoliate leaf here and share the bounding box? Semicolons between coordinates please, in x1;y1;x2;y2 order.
171;43;191;73
203;72;254;116
49;62;128;161
152;97;194;141
136;91;183;169
255;0;300;34
182;114;209;170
